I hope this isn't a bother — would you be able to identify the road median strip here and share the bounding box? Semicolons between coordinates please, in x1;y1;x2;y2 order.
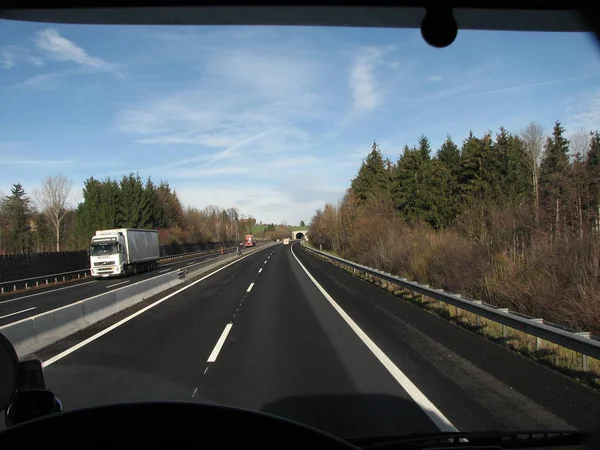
1;243;276;359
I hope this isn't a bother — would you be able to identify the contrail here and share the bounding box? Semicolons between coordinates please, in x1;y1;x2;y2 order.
202;123;288;166
137;123;289;173
456;72;600;99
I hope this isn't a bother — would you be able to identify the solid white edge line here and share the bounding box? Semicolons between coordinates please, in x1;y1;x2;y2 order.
0;307;36;320
289;243;458;433
0;280;96;304
42;246;272;368
207;323;233;362
247;282;254;293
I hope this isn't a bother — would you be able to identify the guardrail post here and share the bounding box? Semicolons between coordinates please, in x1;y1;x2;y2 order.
472;300;482;326
54;277;57;284
36;281;39;287
530;319;544;350
575;332;591;371
13;284;16;292
25;282;28;289
497;308;509;338
46;279;48;285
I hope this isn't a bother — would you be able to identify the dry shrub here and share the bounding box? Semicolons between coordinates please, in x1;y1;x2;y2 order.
484;234;600;334
393;227;436;282
426;230;489;297
323;192;600;334
345;215;398;265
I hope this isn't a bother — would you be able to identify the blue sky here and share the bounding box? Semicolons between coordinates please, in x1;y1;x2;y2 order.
1;21;599;224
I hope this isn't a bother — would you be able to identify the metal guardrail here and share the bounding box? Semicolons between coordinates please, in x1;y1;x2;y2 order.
301;243;600;370
0;268;91;293
0;246;238;294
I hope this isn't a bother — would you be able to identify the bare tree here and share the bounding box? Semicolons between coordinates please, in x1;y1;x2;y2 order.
35;175;73;252
569;128;589;161
568;129;590;238
520;122;545;227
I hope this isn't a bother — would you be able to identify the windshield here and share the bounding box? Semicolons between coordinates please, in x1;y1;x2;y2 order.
89;243;119;256
1;12;600;441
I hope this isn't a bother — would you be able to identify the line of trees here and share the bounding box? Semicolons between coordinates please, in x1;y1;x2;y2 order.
0;177;76;254
309;121;600;333
0;172;259;254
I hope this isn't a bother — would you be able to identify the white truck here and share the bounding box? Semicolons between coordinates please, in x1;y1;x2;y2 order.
283;238;290;245
89;228;160;278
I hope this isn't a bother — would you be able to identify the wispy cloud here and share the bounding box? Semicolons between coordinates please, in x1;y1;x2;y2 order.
345;45;399;123
428;74;443;83
349;47;384;113
565;88;600;131
456;72;600;100
1;45;44;69
34;28;117;72
10;71;73;89
115;38;325;182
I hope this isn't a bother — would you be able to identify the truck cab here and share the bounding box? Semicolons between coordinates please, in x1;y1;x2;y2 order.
244;235;256;247
89;233;127;277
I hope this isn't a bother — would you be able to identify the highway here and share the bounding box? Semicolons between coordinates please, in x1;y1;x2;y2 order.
17;242;600;438
0;247;239;327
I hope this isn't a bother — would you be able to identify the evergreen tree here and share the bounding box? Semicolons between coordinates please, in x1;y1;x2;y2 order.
75;177;102;246
434;135;462;228
141;177;162;228
539;120;570;234
494;127;531;204
350;141;391;201
586;131;600;232
2;183;35;253
438;135;461;175
460;131;494;202
118;173;145;228
392;137;436;226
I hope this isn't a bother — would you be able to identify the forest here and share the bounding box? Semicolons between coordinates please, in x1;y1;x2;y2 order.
0;173;257;253
309;121;600;333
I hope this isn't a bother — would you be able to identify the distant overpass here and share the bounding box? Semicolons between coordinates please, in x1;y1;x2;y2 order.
291;230;308;240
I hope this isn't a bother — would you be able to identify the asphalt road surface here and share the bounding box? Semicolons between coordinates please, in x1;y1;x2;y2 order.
0;247;239;326
26;242;600;439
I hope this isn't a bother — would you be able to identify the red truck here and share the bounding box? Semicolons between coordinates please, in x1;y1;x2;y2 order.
244;235;257;247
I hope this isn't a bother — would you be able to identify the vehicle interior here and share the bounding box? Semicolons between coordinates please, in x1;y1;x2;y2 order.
0;1;599;448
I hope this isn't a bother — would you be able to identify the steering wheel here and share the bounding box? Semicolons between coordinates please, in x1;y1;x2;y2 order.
0;401;361;448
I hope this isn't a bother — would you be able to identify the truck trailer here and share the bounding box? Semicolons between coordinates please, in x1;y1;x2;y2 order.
89;228;160;278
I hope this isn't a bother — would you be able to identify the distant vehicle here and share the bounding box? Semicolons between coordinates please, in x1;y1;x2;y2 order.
89;228;160;278
244;234;257;247
283;238;290;245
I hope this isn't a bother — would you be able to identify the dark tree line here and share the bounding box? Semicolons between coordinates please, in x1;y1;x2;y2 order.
348;121;600;237
1;172;258;254
75;174;185;247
